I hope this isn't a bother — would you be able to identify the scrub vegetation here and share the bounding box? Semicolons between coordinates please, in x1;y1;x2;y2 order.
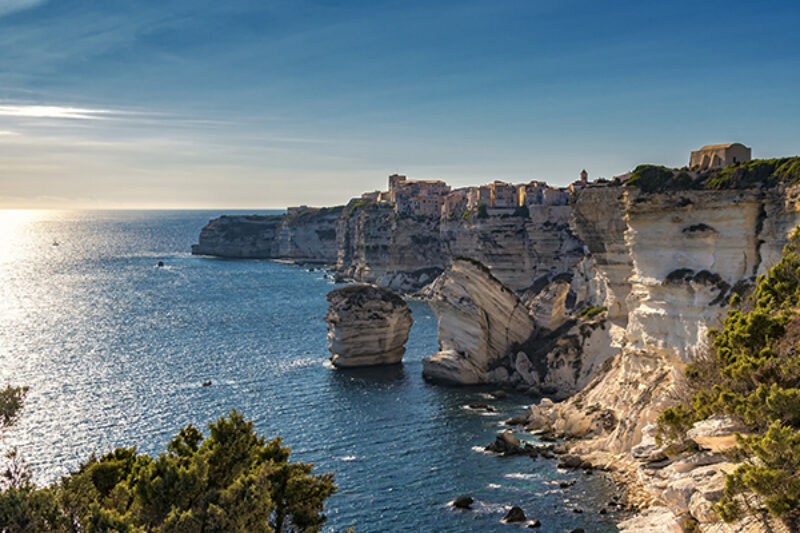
657;230;800;527
0;402;336;533
625;157;800;193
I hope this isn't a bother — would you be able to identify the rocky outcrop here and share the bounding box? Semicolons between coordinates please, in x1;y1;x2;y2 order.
191;214;284;258
192;207;343;262
421;258;536;384
325;284;413;367
535;184;800;456
523;181;800;533
420;257;618;397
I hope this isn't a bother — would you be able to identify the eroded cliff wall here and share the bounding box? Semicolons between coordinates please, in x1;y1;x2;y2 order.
192;207;343;263
195;198;587;293
335;202;446;289
440;205;585;291
538;183;800;454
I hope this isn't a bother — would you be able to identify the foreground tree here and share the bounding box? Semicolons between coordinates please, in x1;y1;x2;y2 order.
0;409;336;532
658;230;800;529
0;386;27;430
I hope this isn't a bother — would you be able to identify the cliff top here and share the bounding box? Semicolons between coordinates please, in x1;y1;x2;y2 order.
623;157;800;193
327;284;408;308
224;205;345;223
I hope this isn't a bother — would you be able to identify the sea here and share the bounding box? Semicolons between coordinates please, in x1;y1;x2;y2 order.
0;209;624;532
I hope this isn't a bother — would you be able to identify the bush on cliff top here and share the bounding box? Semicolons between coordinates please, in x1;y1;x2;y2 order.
346;199;372;218
625;157;800;193
705;157;800;190
626;165;682;193
0;409;337;532
657;229;800;526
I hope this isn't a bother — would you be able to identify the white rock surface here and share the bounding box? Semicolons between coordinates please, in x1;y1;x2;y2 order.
325;284;413;367
618;506;684;533
421;258;536;384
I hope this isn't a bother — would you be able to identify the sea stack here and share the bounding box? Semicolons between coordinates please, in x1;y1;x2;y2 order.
325;284;413;367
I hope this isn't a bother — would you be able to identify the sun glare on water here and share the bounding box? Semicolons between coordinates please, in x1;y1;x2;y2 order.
0;209;47;262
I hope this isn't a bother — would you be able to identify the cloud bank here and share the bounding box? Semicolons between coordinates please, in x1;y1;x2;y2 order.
0;105;113;120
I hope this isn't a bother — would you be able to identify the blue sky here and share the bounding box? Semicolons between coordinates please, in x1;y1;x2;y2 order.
1;0;798;208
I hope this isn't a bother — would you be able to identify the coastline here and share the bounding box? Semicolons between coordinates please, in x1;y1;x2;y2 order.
190;167;800;532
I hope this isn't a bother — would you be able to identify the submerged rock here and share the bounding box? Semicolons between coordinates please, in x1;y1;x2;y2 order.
452;496;474;509
467;403;496;412
325;284;413;367
503;506;526;523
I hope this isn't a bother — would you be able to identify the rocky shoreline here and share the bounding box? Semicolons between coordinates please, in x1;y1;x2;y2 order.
194;166;800;532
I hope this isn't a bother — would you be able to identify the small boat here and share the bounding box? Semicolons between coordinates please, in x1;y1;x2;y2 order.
156;261;164;267
52;240;59;247
201;380;212;387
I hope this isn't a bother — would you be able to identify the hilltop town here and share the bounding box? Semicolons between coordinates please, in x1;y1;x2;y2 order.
290;141;753;220
291;171;591;219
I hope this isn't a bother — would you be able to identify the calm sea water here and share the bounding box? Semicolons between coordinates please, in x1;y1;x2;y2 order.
0;210;623;532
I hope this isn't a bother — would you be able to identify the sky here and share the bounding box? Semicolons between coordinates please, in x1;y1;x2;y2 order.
0;0;799;209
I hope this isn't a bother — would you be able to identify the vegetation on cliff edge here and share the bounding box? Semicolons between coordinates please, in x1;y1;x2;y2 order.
625;157;800;193
0;405;336;532
657;229;800;527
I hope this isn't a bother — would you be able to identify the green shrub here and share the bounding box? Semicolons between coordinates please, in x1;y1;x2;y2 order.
0;410;336;532
579;306;607;319
656;229;800;526
626;165;676;193
705;157;800;190
624;157;800;193
347;199;371;218
0;385;27;428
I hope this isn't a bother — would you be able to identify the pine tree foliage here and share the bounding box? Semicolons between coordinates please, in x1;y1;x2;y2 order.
0;410;336;533
657;230;800;527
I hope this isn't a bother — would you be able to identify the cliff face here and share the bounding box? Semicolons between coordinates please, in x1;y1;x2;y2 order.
421;258;536;384
440;205;585;291
335;202;445;290
335;202;395;282
541;184;800;453
192;207;343;263
191;215;284;258
325;284;413;367
519;183;800;531
335;203;584;292
194;201;584;294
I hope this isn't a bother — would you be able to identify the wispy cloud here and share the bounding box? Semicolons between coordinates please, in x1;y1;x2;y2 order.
0;105;115;120
0;130;20;135
0;0;47;18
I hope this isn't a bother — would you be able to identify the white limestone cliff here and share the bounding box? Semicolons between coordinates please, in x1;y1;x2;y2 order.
192;207;342;262
525;182;800;533
421;258;536;384
325;284;413;367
